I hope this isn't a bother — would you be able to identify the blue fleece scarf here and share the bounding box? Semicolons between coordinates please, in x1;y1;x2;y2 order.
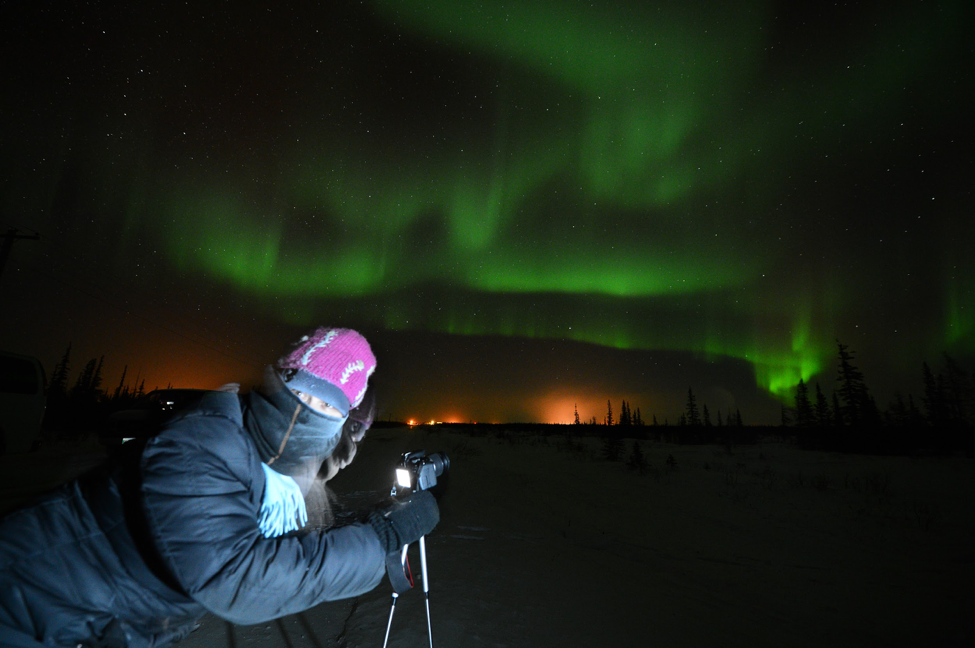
258;463;308;537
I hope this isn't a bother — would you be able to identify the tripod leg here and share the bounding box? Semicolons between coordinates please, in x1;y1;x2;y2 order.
419;535;433;648
382;546;410;648
381;593;398;648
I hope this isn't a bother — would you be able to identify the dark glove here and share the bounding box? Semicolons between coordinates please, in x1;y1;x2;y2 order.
368;490;440;554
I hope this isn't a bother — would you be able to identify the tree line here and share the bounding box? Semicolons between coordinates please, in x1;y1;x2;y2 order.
572;341;974;453
39;338;975;453
573;394;745;430
43;343;157;436
783;343;973;452
780;342;974;431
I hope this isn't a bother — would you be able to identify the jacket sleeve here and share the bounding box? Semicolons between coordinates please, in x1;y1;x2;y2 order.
139;412;385;625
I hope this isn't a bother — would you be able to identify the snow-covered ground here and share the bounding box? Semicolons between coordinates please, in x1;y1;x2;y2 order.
186;426;974;648
2;427;973;647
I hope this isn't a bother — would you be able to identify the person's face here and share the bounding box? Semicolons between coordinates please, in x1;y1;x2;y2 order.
320;419;367;481
291;389;344;419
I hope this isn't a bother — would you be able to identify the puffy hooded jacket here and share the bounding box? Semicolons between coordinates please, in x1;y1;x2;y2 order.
0;389;385;648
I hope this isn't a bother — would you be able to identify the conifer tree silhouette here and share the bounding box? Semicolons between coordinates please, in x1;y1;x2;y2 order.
48;343;72;403
113;365;128;402
942;354;974;427
795;379;814;428
626;441;649;474
814;383;831;427
836;341;871;427
685;388;701;426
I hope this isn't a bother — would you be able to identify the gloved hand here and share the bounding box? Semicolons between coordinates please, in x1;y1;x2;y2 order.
368;491;440;554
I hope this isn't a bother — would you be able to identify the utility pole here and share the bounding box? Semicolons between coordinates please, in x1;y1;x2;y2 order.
0;228;41;286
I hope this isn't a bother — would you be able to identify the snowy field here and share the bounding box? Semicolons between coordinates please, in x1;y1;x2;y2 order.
2;426;973;647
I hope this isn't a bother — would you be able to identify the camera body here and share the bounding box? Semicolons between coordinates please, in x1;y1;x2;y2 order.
392;450;449;496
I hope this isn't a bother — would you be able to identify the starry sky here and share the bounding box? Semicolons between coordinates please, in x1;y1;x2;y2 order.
1;0;971;424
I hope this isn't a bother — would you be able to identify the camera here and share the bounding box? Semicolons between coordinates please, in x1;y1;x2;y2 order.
391;450;449;496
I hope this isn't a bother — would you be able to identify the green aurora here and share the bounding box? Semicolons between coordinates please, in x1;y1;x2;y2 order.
2;0;971;412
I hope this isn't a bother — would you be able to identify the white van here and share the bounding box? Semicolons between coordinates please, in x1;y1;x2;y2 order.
0;351;46;454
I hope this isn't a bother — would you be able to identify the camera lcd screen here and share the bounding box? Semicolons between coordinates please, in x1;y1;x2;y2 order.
396;468;412;490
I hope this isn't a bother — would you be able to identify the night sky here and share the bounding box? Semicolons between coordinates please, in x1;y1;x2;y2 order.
1;0;971;425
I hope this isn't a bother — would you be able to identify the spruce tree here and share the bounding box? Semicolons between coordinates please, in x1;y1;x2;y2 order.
112;365;128;402
890;392;909;427
921;362;939;425
619;400;631;426
685;388;701;426
908;395;924;428
602;433;624;461
862;394;882;428
73;359;97;399
836;342;870;427
814;383;831;427
942;354;974;427
48;343;72;403
91;356;105;396
626;441;649;474
794;379;814;428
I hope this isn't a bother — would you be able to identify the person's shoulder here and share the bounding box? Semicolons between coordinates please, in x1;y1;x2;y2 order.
147;392;256;473
169;391;243;427
154;391;246;454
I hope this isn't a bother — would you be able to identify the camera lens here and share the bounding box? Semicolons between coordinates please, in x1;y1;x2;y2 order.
427;452;449;476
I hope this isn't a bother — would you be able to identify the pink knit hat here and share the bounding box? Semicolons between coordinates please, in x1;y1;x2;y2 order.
277;327;377;417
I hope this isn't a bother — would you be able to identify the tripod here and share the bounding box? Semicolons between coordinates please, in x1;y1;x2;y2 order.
382;536;434;648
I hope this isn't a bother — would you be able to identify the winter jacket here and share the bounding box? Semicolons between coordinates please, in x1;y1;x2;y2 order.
0;390;386;647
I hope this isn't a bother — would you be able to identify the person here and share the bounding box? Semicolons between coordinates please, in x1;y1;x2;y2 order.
302;385;377;530
0;327;440;648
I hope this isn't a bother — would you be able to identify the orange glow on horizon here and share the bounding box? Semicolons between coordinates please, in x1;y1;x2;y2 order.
535;392;655;425
403;412;475;425
536;394;578;424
